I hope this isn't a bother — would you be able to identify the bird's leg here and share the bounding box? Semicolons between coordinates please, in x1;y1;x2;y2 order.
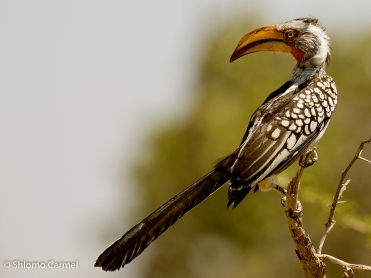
286;148;318;217
299;147;318;168
257;176;287;206
274;183;288;207
279;148;318;207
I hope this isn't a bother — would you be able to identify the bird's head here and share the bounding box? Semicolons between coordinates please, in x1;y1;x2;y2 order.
230;18;331;69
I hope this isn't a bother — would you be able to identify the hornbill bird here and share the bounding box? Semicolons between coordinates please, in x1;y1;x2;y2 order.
95;17;337;271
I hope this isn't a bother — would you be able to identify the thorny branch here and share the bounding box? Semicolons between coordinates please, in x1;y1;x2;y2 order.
285;139;371;277
318;138;371;254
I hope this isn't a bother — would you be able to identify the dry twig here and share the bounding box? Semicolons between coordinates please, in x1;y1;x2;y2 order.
318;138;371;254
318;254;371;273
285;140;371;277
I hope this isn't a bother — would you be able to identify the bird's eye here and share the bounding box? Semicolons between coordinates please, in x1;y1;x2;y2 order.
285;30;296;39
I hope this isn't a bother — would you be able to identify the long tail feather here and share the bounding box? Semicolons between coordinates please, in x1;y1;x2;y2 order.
95;168;231;271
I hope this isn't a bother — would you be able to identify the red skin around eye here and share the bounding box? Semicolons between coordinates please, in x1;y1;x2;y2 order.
284;30;303;62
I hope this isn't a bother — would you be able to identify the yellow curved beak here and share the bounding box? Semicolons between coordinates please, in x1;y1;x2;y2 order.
230;25;292;62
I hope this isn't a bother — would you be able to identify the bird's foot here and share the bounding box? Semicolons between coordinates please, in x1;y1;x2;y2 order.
287;200;303;218
280;195;286;207
257;177;287;206
299;148;318;168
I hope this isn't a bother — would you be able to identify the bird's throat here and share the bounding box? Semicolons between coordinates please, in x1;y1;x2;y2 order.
291;48;304;62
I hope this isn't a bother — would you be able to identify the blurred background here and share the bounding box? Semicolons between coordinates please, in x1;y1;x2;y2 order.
1;1;371;277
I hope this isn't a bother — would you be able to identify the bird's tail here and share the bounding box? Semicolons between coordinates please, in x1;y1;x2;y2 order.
95;167;231;271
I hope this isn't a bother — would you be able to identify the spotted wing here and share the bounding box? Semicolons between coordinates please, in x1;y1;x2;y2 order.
228;75;337;208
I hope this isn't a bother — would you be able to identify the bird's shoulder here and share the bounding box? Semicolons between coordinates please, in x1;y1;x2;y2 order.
229;74;337;180
242;73;337;145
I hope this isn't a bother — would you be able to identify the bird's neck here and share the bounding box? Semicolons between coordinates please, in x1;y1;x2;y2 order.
291;64;326;85
291;35;330;84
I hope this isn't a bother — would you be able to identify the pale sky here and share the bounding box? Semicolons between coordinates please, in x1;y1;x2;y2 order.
1;1;371;277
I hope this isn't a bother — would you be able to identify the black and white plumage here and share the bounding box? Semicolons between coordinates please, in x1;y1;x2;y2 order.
95;17;337;271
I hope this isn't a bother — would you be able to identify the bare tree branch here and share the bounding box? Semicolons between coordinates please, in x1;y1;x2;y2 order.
285;164;326;278
285;140;371;277
318;254;371;273
318;138;371;254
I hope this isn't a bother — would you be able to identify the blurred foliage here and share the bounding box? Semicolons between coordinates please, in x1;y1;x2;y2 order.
124;16;371;277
